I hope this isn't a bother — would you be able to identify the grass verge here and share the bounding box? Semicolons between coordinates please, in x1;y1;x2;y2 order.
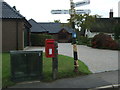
2;53;92;88
43;54;92;81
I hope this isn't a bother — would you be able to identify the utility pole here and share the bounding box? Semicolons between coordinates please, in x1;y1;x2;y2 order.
70;0;79;72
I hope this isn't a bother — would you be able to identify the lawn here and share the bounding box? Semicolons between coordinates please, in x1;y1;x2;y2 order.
2;52;92;88
2;53;14;88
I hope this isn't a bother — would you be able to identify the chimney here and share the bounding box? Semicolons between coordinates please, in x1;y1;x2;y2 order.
13;6;20;13
13;6;16;10
109;9;113;18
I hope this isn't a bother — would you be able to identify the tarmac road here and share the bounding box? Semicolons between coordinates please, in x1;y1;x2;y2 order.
58;43;119;73
9;70;119;88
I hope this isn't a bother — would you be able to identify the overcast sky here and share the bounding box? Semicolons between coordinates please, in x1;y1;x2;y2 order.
4;0;120;22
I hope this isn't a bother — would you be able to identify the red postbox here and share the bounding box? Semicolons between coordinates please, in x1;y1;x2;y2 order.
45;39;55;58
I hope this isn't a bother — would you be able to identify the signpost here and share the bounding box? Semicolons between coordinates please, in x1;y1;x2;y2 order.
75;9;91;14
51;10;69;14
51;9;91;14
51;0;90;73
74;0;90;7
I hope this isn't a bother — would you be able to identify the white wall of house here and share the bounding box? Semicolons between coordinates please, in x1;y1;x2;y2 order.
105;33;114;40
85;29;99;38
85;29;114;39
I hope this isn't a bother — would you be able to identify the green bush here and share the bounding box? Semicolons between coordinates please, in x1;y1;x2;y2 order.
113;24;120;40
116;39;120;50
77;36;91;46
31;34;53;46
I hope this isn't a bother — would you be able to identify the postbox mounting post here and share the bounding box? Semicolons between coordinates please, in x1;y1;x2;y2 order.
52;41;58;80
45;39;58;80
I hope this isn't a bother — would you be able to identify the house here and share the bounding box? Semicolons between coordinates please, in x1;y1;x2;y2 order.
83;9;120;39
1;1;31;52
29;19;74;43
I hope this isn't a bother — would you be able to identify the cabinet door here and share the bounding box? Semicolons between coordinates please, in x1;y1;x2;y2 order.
10;52;27;79
26;52;43;77
10;51;43;82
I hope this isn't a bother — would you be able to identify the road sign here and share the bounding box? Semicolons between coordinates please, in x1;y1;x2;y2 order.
51;0;90;15
51;9;91;14
51;10;69;14
72;32;77;38
75;9;91;14
74;0;90;7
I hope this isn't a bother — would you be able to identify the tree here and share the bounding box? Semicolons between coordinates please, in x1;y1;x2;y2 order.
67;14;100;30
67;14;100;40
54;20;61;23
68;14;101;30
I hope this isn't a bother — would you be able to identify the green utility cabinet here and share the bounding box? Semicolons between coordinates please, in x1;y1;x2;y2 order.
10;50;43;82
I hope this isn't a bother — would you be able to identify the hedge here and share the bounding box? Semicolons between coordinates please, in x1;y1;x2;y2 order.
30;34;53;46
77;36;91;46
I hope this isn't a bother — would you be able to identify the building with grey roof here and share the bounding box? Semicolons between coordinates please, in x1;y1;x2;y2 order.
29;19;74;43
29;19;48;33
1;1;31;52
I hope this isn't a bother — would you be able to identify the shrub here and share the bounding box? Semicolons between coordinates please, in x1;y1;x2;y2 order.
31;34;53;46
77;36;91;46
116;40;120;50
91;33;119;50
113;23;120;40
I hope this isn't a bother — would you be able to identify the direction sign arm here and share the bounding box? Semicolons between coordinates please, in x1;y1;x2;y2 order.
75;0;90;7
51;10;69;14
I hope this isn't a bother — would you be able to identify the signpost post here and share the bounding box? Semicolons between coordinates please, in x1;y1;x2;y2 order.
70;0;79;72
51;0;90;73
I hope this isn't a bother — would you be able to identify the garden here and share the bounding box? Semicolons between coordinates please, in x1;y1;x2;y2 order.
76;33;120;51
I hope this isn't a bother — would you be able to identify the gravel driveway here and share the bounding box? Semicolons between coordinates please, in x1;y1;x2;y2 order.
25;43;119;73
